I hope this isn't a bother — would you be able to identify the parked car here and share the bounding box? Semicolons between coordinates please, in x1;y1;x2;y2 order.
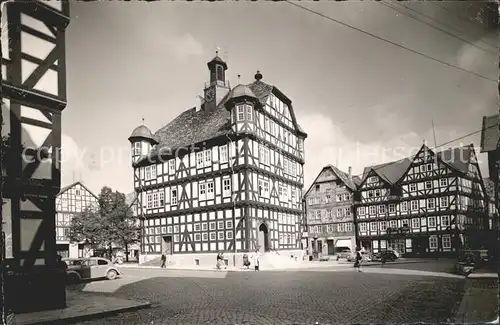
373;250;398;262
347;251;373;262
337;249;352;260
63;257;121;283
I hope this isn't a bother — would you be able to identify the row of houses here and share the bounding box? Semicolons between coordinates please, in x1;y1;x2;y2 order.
304;140;497;257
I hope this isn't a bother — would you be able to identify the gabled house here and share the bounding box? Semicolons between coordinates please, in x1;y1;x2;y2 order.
303;165;361;256
355;143;488;256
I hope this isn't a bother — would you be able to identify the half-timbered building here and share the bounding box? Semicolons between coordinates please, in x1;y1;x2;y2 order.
128;53;307;266
355;143;489;256
304;165;361;256
480;114;499;230
55;181;98;258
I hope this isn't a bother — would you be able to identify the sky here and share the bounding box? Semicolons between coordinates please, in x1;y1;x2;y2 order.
26;1;499;195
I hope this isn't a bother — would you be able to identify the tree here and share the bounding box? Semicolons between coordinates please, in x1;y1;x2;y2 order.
69;186;141;261
67;208;110;251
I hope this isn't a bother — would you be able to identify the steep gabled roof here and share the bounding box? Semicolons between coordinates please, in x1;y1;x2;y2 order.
437;144;474;174
57;181;98;200
247;80;307;137
360;158;412;186
142;94;232;163
480;114;499;153
304;165;362;197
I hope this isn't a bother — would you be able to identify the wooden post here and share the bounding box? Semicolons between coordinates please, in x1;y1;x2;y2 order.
1;0;70;314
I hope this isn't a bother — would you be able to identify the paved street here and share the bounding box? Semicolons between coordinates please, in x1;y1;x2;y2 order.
69;266;467;324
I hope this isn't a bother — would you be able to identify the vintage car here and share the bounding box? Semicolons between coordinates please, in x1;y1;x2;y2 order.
347;251;373;262
336;249;352;260
372;250;399;262
63;257;121;283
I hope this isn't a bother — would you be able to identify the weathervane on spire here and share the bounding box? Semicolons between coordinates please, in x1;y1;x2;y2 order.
216;46;220;56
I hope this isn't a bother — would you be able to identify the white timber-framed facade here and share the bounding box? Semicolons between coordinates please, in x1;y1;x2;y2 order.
128;55;307;266
304;165;361;256
55;181;98;258
355;144;489;257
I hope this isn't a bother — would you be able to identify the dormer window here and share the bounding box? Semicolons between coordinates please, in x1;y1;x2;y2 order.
246;105;253;121
134;142;141;155
237;106;245;121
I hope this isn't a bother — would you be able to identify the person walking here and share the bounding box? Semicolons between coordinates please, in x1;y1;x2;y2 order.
354;247;362;272
160;254;166;268
252;249;261;271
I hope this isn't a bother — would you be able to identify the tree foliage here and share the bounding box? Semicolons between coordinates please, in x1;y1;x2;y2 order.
68;186;141;258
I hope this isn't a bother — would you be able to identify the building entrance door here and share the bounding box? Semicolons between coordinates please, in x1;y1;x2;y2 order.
162;236;173;255
327;240;334;255
258;223;270;253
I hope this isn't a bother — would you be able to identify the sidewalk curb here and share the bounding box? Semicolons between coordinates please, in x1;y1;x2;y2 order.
13;300;151;325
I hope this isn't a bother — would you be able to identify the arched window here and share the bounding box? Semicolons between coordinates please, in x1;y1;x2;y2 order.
216;66;223;81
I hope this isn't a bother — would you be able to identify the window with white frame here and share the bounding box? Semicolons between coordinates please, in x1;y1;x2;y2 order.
220;145;228;163
153;193;158;208
441;215;450;227
345;223;353;232
204;150;212;166
369;206;377;215
237;105;245;121
425;181;432;189
337;209;343;218
226;220;233;229
411;200;418;210
336;194;342;202
134;142;141;155
442;235;451;248
368;190;374;198
337;223;345;232
440;196;449;208
379;205;386;214
264;117;269;132
194;223;201;231
283;159;289;174
440;178;448;187
375;189;381;197
291;189;296;203
380;221;387;231
199;183;207;200
259;145;270;165
359;223;367;232
327;224;334;232
171;188;178;205
151;165;157;179
428;216;436;227
145;166;151;180
226;231;233;239
169;160;175;174
308;198;314;205
344;207;351;216
426;163;432;171
210;232;216;240
194;233;201;241
401;201;408;211
358;207;365;215
315;210;321;221
412;218;420;228
246;105;253;121
344;193;350;201
196;152;204;168
207;182;215;199
174;225;179;233
258;179;270;197
218;221;224;229
223;179;231;197
370;222;377;231
409;183;417;192
429;236;438;249
388;204;396;213
427;198;435;209
292;162;297;176
147;193;152;209
202;223;208;231
390;220;397;229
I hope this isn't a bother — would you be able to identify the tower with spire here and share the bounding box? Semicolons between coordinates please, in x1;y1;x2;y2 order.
203;48;230;113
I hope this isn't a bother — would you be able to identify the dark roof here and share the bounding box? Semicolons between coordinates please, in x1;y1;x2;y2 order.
139;80;306;163
128;125;157;143
207;55;227;69
57;181;98;199
483;178;495;201
480;115;499;152
304;165;362;196
436;144;474;174
360;144;476;186
361;158;412;185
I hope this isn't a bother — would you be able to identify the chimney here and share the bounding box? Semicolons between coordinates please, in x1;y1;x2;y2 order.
196;95;204;112
348;166;352;179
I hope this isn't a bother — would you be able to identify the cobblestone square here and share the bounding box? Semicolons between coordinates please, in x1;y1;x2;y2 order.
71;268;466;324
